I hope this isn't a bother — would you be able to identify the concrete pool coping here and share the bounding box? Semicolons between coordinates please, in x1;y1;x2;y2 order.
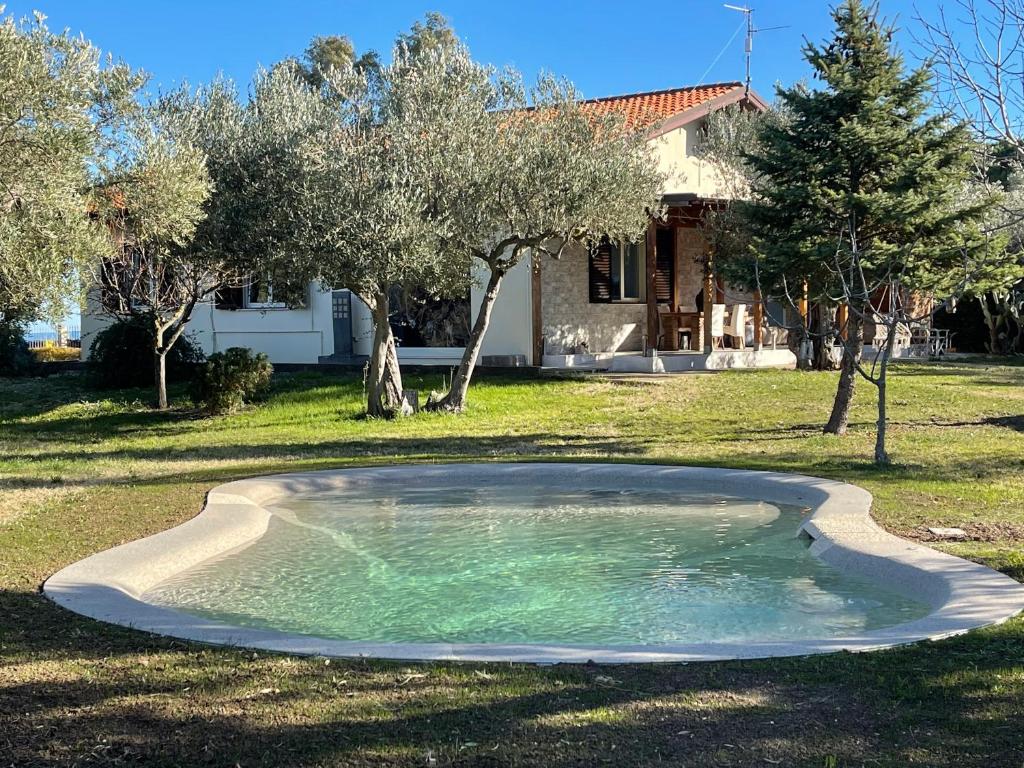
43;463;1024;664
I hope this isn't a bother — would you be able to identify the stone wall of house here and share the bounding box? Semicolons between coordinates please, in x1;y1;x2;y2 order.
538;229;760;355
676;227;706;310
677;227;757;308
540;241;646;355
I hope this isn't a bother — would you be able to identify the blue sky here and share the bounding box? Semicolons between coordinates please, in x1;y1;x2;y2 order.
13;0;946;330
10;0;942;102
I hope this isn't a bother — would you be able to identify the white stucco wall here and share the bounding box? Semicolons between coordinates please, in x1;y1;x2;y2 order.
650;121;730;198
350;294;374;358
474;257;532;360
82;268;533;367
81;284;335;365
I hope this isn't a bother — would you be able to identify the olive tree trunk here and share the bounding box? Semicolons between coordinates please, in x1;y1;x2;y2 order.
366;292;404;418
824;312;864;435
979;294;1001;353
154;348;168;410
153;323;169;411
427;265;505;413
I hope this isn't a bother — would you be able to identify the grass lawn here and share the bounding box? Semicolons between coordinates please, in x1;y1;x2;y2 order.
2;361;1023;767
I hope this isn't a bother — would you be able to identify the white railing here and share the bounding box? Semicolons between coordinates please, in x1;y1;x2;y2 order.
26;326;81;349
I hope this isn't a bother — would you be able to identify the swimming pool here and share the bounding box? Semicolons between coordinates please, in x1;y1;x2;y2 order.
44;464;1024;663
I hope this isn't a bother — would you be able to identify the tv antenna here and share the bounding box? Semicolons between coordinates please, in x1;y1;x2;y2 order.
723;5;788;96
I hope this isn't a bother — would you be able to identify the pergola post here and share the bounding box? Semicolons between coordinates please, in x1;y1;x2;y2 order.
702;253;714;353
753;289;764;351
645;220;658;351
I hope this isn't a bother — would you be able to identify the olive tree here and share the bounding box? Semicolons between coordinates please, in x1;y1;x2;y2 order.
97;82;244;409
419;68;665;412
246;52;472;417
0;9;142;324
247;19;662;416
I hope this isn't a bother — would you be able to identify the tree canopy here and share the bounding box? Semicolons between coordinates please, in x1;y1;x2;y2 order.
741;0;995;446
242;35;477;416
420;66;665;410
0;9;142;323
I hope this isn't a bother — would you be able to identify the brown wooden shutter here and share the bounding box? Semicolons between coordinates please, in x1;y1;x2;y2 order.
654;228;674;304
589;239;612;303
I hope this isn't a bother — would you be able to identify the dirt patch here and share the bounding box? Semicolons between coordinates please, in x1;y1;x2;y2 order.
910;521;1024;543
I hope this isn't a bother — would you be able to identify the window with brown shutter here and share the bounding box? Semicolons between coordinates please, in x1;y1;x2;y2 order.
590;237;646;303
589;239;613;303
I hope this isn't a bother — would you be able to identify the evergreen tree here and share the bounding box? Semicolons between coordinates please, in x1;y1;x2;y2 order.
742;0;990;440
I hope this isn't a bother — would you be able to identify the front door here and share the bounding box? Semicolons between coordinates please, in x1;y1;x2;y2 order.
332;290;353;357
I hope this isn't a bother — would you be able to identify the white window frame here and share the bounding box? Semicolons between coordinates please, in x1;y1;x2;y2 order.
242;274;288;310
609;239;646;303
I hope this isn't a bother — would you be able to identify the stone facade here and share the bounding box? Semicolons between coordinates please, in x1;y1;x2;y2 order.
675;227;707;311
538;228;759;356
540;241;646;355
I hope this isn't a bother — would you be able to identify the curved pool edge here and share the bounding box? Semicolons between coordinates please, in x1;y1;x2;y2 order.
43;463;1024;664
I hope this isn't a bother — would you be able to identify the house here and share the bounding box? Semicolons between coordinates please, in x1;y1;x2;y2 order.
81;81;797;372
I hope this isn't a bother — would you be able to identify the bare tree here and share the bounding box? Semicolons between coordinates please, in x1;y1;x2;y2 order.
824;208;1009;463
917;1;1024;346
916;0;1024;157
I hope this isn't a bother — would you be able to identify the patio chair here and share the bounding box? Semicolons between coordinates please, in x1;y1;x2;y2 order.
760;300;788;350
872;318;912;349
929;328;952;356
725;305;746;349
710;304;726;349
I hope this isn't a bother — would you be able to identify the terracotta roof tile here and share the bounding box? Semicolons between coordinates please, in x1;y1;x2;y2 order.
581;82;745;128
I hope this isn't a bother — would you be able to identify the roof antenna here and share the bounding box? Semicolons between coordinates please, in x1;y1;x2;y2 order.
723;5;788;97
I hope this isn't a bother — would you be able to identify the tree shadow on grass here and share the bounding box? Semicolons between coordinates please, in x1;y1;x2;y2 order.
4;434;1022;504
4;592;1024;767
0;588;893;768
0;371;570;435
3;434;656;479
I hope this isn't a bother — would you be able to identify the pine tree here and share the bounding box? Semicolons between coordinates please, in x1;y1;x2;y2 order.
742;0;989;440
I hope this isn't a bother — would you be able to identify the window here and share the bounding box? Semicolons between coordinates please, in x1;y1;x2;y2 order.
243;275;287;309
589;238;645;303
214;273;305;311
388;285;471;347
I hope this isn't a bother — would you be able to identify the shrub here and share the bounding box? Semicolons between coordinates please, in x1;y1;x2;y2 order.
0;321;37;377
87;314;204;389
191;347;273;414
32;346;80;363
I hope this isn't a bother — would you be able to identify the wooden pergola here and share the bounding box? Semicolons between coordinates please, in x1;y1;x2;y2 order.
643;196;764;354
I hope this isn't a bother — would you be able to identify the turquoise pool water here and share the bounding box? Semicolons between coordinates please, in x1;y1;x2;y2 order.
143;487;930;646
